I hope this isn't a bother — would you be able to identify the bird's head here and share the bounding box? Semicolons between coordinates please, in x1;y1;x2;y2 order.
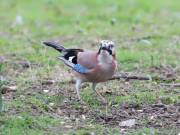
98;40;115;57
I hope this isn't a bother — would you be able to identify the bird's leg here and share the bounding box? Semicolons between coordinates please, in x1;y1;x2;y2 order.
75;79;82;100
92;83;107;104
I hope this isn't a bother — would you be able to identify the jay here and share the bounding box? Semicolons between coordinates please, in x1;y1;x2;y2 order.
43;40;117;103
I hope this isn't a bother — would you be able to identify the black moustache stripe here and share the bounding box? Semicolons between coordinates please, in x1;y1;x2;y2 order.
107;49;112;55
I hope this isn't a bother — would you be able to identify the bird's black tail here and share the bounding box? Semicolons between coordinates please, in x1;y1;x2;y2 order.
43;41;84;64
43;41;87;73
43;41;66;52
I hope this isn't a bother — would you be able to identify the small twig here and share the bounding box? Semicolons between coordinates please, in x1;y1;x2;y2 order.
160;83;180;88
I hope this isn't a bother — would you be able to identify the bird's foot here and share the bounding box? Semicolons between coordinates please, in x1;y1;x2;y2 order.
101;98;108;105
94;90;108;105
96;96;108;105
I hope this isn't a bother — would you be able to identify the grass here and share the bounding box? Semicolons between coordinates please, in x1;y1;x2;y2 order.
0;0;180;134
0;114;60;135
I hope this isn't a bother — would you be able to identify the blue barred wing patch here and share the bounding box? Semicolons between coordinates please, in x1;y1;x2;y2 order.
73;64;87;73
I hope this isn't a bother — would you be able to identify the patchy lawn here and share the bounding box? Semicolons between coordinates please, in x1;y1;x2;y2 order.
0;0;180;134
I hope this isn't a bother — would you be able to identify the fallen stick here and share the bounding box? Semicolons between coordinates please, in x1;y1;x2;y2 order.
109;74;150;81
109;73;176;82
160;83;180;88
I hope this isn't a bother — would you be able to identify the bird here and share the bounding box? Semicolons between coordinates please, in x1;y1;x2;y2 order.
43;40;117;103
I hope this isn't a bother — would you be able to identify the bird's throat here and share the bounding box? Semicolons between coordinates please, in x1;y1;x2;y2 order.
98;51;113;65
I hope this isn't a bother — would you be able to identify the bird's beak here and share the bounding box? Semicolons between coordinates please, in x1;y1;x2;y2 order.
101;46;107;50
98;47;112;55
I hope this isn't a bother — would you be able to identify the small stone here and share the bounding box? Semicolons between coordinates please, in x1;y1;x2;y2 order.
141;39;152;45
90;132;95;135
82;115;86;120
125;82;130;85
49;102;54;106
149;115;154;120
9;86;17;90
43;89;49;93
60;121;65;124
137;110;143;112
15;15;23;25
119;119;136;127
64;125;73;128
120;128;126;133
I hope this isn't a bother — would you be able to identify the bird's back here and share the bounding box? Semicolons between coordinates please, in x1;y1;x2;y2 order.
77;51;98;69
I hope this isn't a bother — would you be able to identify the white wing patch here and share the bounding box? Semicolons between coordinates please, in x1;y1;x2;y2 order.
68;56;75;62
